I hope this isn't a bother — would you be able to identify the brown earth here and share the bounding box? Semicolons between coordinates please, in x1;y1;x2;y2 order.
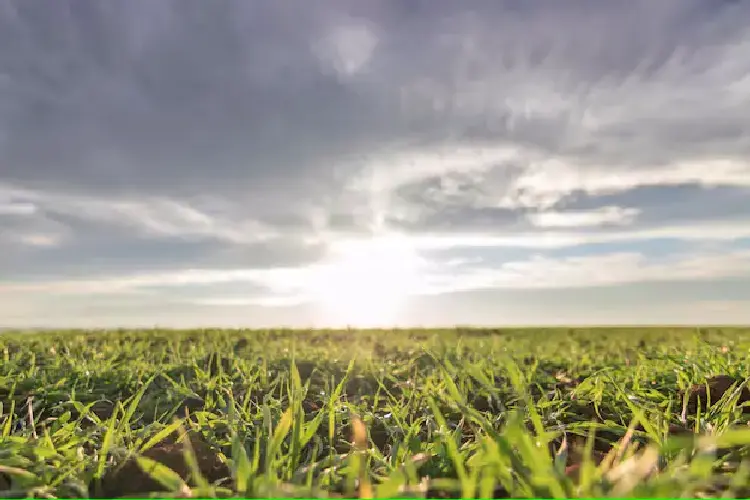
682;375;750;416
98;435;229;498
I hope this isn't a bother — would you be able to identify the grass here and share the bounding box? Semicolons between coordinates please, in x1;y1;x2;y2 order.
1;326;750;497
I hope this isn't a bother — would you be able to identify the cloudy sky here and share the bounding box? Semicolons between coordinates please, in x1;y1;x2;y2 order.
2;0;750;328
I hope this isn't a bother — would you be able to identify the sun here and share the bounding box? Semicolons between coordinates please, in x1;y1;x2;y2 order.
308;238;422;327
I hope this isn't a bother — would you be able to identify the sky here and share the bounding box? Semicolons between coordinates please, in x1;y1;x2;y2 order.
2;0;750;328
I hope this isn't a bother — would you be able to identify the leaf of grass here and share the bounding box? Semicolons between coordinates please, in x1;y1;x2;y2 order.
140;419;185;454
266;406;294;475
95;405;120;480
426;397;471;498
135;455;191;495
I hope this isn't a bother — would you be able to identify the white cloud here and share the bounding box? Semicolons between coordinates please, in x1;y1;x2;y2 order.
508;158;750;210
330;11;750;225
1;266;309;296
418;250;750;295
399;218;750;251
314;19;379;77
0;201;36;216
5;238;750;302
527;206;640;228
345;146;750;231
190;295;308;308
0;183;278;244
16;233;61;247
349;144;521;195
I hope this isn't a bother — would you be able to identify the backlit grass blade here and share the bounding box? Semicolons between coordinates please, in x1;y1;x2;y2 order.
139;419;185;454
426;396;472;498
266;406;294;476
134;456;191;496
94;405;121;480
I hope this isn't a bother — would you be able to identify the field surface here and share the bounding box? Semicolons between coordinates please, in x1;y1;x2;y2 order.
2;327;750;498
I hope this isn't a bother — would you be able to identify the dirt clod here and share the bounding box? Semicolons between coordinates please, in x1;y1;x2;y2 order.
683;375;750;415
99;436;229;497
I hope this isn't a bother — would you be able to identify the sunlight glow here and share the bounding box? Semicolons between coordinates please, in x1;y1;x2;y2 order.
308;237;423;327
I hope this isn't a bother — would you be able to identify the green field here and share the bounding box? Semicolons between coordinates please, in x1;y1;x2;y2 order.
1;327;750;498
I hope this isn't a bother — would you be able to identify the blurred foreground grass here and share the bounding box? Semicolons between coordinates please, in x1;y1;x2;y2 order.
1;327;750;498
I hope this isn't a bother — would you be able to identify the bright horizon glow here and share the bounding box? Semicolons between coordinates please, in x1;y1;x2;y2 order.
307;238;424;327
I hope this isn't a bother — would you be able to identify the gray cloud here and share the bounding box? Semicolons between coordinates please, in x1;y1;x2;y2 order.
1;233;326;281
382;171;750;234
3;0;750;325
2;2;380;195
560;185;750;228
3;1;749;195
